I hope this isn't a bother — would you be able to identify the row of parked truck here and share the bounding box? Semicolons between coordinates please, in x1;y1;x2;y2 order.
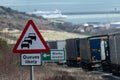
46;32;120;76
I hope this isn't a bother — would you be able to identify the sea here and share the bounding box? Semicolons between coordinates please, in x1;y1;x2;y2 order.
7;1;120;25
58;13;120;24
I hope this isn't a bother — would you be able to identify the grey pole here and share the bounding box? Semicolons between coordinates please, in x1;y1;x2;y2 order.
30;66;34;80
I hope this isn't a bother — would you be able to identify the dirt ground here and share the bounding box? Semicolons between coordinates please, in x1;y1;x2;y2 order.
34;63;103;80
1;63;119;80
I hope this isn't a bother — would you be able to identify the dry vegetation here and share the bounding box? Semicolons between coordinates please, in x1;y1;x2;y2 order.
34;63;103;80
0;61;108;80
0;40;116;80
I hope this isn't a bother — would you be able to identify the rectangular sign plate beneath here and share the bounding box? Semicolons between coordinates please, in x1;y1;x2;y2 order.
21;54;41;66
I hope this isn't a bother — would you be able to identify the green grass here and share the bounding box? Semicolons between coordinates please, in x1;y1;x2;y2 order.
0;30;88;44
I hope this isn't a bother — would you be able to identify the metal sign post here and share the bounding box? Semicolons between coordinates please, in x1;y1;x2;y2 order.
20;54;42;80
30;66;34;80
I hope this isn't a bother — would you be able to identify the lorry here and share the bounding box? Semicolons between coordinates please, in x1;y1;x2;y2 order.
65;38;81;67
80;36;110;70
109;33;120;75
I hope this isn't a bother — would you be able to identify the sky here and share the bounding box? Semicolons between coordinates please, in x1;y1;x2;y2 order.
0;0;119;6
0;0;120;12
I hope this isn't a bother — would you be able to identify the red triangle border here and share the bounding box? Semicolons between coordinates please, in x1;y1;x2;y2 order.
12;20;50;53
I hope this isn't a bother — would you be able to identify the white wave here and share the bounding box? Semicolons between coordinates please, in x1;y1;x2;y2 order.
27;9;67;19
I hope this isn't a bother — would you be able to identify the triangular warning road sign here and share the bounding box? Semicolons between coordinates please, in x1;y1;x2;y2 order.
13;20;50;53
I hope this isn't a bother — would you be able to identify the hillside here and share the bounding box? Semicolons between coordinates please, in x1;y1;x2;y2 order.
1;6;120;38
0;6;87;43
0;28;87;44
0;6;75;32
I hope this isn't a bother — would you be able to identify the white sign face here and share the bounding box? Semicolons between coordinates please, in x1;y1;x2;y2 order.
17;25;45;50
51;51;64;60
21;54;41;66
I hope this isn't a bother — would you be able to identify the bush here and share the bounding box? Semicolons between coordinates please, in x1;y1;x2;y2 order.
44;71;76;80
0;38;8;50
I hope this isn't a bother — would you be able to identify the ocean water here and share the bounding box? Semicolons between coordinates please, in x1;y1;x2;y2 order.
8;0;120;24
59;13;120;24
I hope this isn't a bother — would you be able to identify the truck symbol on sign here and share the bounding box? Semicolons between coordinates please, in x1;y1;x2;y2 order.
21;41;30;48
21;33;37;49
28;33;36;41
24;37;32;44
